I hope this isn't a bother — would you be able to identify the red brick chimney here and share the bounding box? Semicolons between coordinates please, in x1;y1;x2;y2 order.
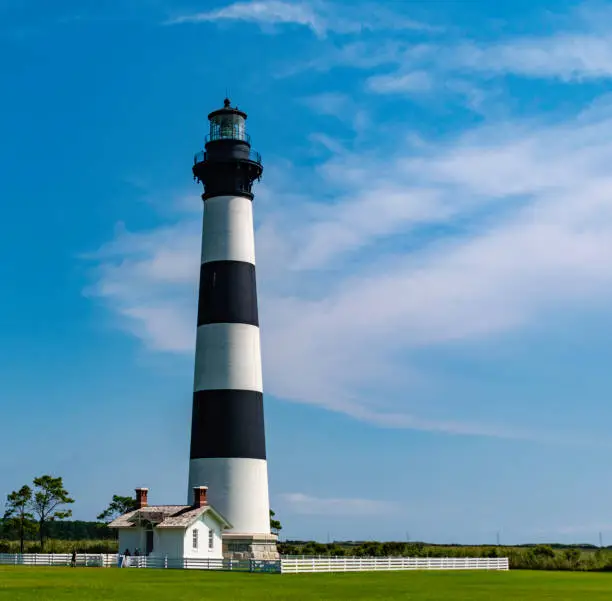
135;488;148;509
193;486;208;508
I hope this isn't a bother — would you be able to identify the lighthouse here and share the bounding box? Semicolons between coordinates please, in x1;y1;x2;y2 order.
189;99;278;560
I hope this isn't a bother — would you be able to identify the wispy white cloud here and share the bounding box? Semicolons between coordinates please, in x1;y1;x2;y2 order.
281;40;421;77
356;34;612;93
278;492;400;516
300;92;370;134
83;219;201;352
301;92;352;116
269;3;612;90
451;35;612;82
165;0;434;37
365;70;432;94
166;0;325;35
85;95;612;443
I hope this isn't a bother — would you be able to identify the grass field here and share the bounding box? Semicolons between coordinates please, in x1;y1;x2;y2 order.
1;568;612;600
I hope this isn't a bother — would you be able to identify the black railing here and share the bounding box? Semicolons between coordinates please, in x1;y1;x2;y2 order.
193;149;262;165
205;131;251;144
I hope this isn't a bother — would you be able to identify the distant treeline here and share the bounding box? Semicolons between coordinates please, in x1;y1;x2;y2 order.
0;538;117;554
0;520;113;541
283;540;611;551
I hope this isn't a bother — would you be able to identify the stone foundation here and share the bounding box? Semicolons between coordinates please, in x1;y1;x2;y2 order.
222;532;279;560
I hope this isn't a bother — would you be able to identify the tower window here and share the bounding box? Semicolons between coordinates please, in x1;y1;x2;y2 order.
208;529;214;549
193;529;198;549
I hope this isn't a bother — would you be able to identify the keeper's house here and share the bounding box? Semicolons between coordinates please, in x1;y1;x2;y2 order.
109;487;231;560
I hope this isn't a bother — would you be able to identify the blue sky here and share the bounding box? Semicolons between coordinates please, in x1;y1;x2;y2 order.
3;0;612;545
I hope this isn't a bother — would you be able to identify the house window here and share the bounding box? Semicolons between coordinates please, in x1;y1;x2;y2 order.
208;529;214;549
193;529;198;550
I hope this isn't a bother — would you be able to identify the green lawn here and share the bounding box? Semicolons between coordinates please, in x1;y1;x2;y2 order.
1;567;611;600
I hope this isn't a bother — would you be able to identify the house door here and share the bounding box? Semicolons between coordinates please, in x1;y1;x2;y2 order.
146;528;154;556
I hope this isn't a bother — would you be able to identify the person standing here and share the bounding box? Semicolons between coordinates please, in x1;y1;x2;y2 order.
122;548;131;568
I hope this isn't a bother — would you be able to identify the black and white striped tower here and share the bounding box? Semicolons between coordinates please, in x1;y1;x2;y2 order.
189;99;277;559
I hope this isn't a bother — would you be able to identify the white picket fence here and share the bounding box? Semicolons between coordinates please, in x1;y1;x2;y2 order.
0;553;278;572
280;556;509;573
0;553;116;568
0;553;509;574
121;556;278;572
122;556;223;570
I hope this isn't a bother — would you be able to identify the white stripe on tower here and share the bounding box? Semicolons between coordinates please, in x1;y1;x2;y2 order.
200;195;256;264
193;323;262;392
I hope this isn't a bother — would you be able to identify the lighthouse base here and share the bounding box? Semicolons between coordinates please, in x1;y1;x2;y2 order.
222;532;279;560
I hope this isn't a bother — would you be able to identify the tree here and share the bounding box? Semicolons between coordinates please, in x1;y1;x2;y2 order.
97;495;138;522
4;486;35;553
29;475;74;550
563;548;581;567
270;509;282;536
533;544;555;559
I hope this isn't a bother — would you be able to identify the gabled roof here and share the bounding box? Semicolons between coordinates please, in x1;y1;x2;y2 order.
108;505;232;530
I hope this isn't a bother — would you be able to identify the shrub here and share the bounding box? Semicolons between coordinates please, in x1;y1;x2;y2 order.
0;539;118;554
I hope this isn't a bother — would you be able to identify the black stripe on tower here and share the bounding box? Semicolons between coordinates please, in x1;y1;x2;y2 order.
197;261;259;327
196;160;262;200
193;139;263;201
190;390;266;460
